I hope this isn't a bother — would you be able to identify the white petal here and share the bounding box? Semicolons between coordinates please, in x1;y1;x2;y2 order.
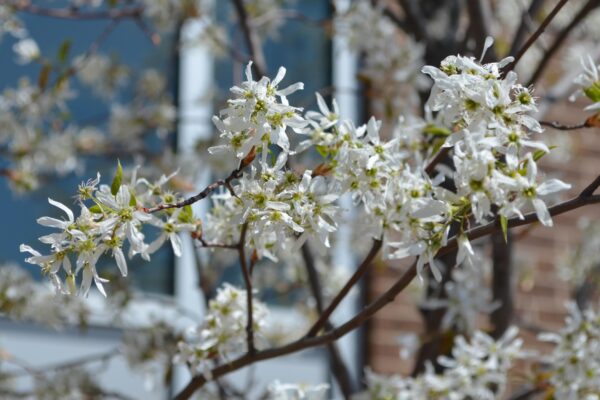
114;247;128;276
170;233;183;257
537;179;571;195
532;198;552;227
48;198;75;221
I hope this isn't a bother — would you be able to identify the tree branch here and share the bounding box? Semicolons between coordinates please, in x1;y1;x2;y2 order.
305;239;382;337
231;0;268;77
300;243;354;398
508;0;546;58
238;223;255;354
145;148;255;213
502;0;570;75
540;119;596;130
174;176;600;400
526;0;600;86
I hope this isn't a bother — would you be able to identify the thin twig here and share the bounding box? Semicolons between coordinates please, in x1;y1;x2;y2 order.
508;0;546;58
502;0;570;74
145;148;256;213
540;119;595;130
231;0;267;77
527;0;600;86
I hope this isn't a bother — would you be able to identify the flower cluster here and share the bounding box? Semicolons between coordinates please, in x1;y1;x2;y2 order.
365;327;523;399
175;284;269;378
539;303;600;398
210;62;305;158
297;96;453;279
21;165;200;296
423;50;571;226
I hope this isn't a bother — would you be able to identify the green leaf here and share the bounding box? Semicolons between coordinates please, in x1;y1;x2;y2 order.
178;205;194;223
111;160;123;196
500;215;508;243
532;145;557;162
129;190;137;206
57;40;72;63
89;205;103;214
584;82;600;103
315;145;329;158
423;124;451;137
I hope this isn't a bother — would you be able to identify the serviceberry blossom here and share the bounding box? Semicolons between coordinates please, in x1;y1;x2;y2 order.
175;284;269;378
572;55;600;110
21;166;200;296
423;46;570;225
209;62;306;159
365;327;524;399
538;303;600;399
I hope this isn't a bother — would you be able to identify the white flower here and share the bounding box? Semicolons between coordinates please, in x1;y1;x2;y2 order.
209;62;307;159
13;38;40;64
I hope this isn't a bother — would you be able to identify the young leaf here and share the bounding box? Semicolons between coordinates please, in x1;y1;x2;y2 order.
500;215;508;243
111;160;123;196
57;40;72;63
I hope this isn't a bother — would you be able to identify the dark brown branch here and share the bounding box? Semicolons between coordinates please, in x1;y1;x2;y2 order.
305;239;382;337
145;148;255;213
508;0;546;58
527;0;600;86
540;119;595;130
238;223;255;354
502;0;570;75
425;147;450;176
490;228;513;338
231;0;268;77
300;243;354;398
175;179;600;399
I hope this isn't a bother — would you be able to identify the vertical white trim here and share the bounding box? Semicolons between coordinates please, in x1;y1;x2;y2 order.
331;0;361;396
173;15;215;393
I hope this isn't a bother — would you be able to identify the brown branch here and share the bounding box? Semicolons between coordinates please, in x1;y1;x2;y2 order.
540;119;595;130
425;147;450;176
305;239;382;337
527;0;600;86
502;0;570;75
231;0;267;77
238;223;255;354
300;243;354;398
508;0;546;58
174;176;600;400
145;148;255;213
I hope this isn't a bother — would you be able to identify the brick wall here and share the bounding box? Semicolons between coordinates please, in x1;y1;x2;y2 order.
365;103;600;379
